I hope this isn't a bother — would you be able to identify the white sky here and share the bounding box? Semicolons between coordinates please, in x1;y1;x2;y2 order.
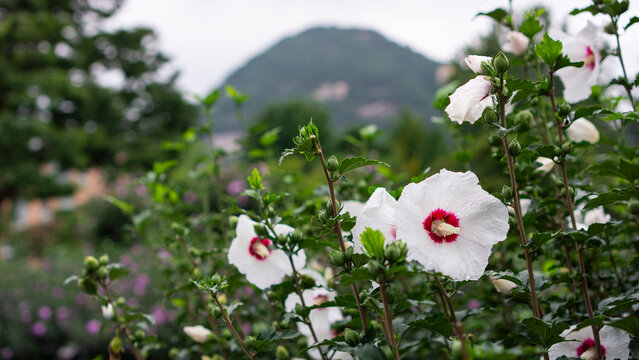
107;0;638;95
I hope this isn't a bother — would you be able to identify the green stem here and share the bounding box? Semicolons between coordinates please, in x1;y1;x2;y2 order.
99;280;145;360
212;292;255;360
379;280;400;360
434;277;468;360
609;15;636;111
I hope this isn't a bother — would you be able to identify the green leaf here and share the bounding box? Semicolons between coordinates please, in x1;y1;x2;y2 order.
535;33;563;67
259;127;280;147
607;316;639;338
353;344;387;360
570;5;600;16
555;55;583;71
524;231;558;252
584;186;639;209
523;317;569;347
104;195;133;215
518;149;535;165
204;89;220;107
338;157;389;176
477;8;508;23
519;16;543;38
153;160;178;175
247;168;264;191
360;228;386;259
338;267;376;286
106;263;131;281
225;84;249;105
587;159;639;182
409;313;453;338
508;78;537;102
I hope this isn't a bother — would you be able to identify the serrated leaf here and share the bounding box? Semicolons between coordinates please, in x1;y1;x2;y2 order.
204;89;220;107
360;228;386;259
106;263;131;281
153;160;178;175
477;8;508;23
584;187;639;209
523;317;569;347
607;316;639;338
338;157;389;176
535;33;563;67
519;17;543;38
353;344;387;360
409;313;452;338
247;168;264;191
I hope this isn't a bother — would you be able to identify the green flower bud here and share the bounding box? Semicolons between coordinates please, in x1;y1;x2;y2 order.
99;254;109;266
300;274;316;289
367;260;384;277
78;277;98;295
344;246;354;261
628;199;639;214
276;345;290;360
294;303;305;315
168;348;179;359
344;328;360;346
488;133;501;147
211;306;222;319
326;155;339;172
110;336;124;354
501;185;513;201
135;329;145;341
483;109;498;123
558;103;572;118
493;52;510;73
561;140;572;154
253;223;269;237
509;139;521;157
244;335;256;349
228;215;239;228
384;245;401;263
84;256;99;271
328;249;345;267
291;230;303;244
95;266;107;279
325;200;337;215
515;110;533;128
116;296;126;307
317;209;328;224
569;186;577;199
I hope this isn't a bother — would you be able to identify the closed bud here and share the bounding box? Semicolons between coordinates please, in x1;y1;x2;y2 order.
384;245;401;263
116;296;126;307
109;336;123;354
501;185;513;201
211;307;222;319
317;209;328;224
628;199;639;214
515;110;533;127
328;249;345;267
228;215;238;228
78;277;97;294
344;328;360;346
168;348;179;359
558;103;572;118
253;223;268;237
569;186;577;199
508;139;521;157
561;140;572;154
291;230;303;244
294;303;304;315
276;345;290;360
344;246;354;261
95;266;107;279
325;200;337;215
99;254;109;266
135;329;145;341
483;109;498;124
326;155;339;172
243;335;256;349
488;133;501;146
493;52;510;73
552;145;562;157
84;256;99;271
300;275;316;289
367;260;384;277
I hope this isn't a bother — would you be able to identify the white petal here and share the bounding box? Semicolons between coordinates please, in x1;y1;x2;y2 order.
502;31;529;56
298;268;328;288
535;157;555;174
445;76;493;124
341;201;365;219
352;188;397;254
583;207;610;226
490;277;518;294
465;55;492;74
599;325;631;360
566;118;599;144
183;325;213;343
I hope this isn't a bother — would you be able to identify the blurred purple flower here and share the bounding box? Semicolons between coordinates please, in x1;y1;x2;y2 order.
38;306;52;320
226;180;245;196
127;298;140;307
56;306;71;326
52;286;65;298
85;320;100;335
31;322;47;337
1;347;13;359
152;306;167;326
135;184;148;197
467;299;481;310
183;191;198;204
41;259;52;271
120;254;133;267
20;310;32;323
75;294;87;306
134;274;150;296
18;300;30;311
241;322;252;336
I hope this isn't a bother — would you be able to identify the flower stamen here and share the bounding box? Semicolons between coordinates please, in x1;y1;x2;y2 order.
423;208;460;243
249;237;272;260
584;46;596;71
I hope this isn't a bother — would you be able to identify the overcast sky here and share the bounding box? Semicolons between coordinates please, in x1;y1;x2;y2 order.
106;0;638;95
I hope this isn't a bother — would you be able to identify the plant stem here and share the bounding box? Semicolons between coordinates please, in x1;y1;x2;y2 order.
312;135;369;332
212;292;256;360
434;277;468;360
609;15;636;111
379;280;400;360
99;280;144;360
548;71;602;360
497;76;545;321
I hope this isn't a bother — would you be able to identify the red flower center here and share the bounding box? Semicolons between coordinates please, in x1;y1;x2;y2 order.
249;237;272;260
423;209;460;243
584;46;596;71
576;337;606;358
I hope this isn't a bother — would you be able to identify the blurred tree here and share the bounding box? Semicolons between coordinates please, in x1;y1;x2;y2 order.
0;0;197;213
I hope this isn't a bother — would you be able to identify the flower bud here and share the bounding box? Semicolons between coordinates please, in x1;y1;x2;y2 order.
483;109;498;124
508;139;521;157
325;200;337;215
328;249;345;267
116;296;126;307
253;223;268;237
294;303;305;315
561;140;572;154
326;155;339;172
490;277;518;294
317;209;328;224
78;277;98;294
628;199;639;214
99;254;109;266
276;345;290;360
84;256;99;271
344;328;360;346
95;266;107;279
290;230;303;244
344;246;354;261
168;348;179;359
464;55;492;74
110;336;123;354
135;329;145;341
566;118;599;144
244;336;256;349
501;185;513;202
493;52;510;73
367;260;384;277
515;110;533;128
488;133;501;146
558;103;572;118
384;245;401;263
300;274;316;289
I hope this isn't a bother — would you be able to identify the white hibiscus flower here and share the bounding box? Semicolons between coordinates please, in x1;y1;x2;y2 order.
395;169;509;281
547;325;630;360
352;188;398;254
502;31;529;56
183;325;213;343
535;157;556;174
445;76;494;124
465;55;493;74
228;215;306;290
566;118;600;144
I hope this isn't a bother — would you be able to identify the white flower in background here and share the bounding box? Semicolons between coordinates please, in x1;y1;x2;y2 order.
285;287;351;360
535;157;556;174
445;76;494;124
352;188;398;254
465;55;492;74
566;118;599;144
502;31;529;56
547;325;630;360
228;215;306;290
507;198;532;216
101;304;114;320
583;206;610;226
555;21;607;103
183;325;213;343
490;277;518;294
341;200;365;219
395;169;509;281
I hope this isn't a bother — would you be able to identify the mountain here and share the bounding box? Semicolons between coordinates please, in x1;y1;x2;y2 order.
214;27;441;131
